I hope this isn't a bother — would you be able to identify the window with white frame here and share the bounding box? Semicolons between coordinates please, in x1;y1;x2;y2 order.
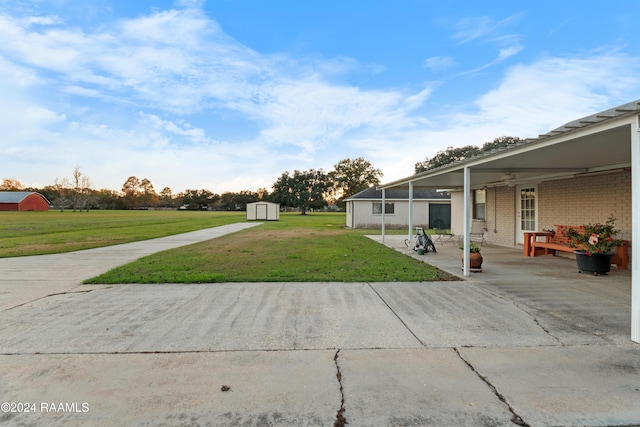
474;189;486;220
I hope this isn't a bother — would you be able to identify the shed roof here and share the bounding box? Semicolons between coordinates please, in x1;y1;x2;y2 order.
345;187;450;201
0;191;50;204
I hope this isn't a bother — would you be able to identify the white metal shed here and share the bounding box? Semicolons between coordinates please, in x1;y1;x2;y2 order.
246;202;280;221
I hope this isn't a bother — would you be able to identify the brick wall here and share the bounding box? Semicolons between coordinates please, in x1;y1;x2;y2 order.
538;170;631;241
485;186;517;246
451;188;516;245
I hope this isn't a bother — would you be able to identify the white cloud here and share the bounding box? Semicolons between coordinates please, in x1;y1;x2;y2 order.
423;56;456;72
459;43;524;75
497;45;523;61
138;112;210;145
256;79;411;150
404;87;434;112
468;52;640;135
0;56;40;86
119;8;214;47
453;14;522;44
451;13;524;76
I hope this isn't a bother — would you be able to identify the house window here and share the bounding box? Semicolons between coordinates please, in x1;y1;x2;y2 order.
372;202;394;214
474;189;486;220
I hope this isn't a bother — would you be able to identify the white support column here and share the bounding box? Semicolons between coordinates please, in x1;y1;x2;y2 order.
632;115;640;343
463;167;471;276
381;188;386;244
408;181;414;250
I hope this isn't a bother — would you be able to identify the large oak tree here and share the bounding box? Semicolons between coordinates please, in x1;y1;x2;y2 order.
271;169;330;214
328;157;383;205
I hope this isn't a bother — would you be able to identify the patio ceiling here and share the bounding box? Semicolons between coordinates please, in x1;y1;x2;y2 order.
381;102;638;191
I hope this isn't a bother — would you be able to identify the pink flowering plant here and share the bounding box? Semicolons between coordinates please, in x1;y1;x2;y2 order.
566;215;623;256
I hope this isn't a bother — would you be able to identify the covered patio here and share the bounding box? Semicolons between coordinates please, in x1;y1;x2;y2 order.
369;235;633;345
377;99;640;343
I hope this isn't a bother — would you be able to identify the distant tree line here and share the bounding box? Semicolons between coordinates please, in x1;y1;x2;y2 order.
3;135;523;213
1;157;383;214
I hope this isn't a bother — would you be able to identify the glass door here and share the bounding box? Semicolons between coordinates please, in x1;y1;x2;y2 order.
516;185;537;244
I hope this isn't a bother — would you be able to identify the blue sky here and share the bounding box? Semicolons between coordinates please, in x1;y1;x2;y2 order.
1;0;639;194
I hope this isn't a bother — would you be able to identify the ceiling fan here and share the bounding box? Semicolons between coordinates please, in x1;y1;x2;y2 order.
500;172;516;187
484;172;516;187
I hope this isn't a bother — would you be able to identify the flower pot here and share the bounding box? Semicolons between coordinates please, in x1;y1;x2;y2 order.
461;252;483;271
469;252;483;269
574;250;612;275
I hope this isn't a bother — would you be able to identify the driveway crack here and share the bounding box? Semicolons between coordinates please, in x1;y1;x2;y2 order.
453;347;529;427
3;288;96;312
367;283;425;346
333;349;347;427
474;285;563;345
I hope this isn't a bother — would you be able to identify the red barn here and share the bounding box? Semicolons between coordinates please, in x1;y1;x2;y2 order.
0;192;50;211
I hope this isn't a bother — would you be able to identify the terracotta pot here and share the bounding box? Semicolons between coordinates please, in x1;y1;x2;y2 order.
469;252;483;269
461;252;483;270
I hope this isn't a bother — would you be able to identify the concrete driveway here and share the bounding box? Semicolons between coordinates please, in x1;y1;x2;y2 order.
1;226;639;426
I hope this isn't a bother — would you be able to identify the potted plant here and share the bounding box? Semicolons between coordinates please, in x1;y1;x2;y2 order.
460;242;483;271
566;215;623;275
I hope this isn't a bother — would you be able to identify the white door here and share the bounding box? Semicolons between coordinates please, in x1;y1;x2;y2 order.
256;204;268;220
516;185;537;244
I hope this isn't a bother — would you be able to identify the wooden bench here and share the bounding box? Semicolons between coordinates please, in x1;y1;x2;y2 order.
527;224;629;270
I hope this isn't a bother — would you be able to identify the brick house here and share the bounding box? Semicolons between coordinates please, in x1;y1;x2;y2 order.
379;99;640;343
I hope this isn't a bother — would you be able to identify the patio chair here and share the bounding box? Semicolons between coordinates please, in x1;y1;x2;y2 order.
469;219;487;246
432;218;456;245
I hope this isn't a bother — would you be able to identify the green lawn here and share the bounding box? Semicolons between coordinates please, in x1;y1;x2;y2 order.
85;212;455;283
0;210;244;257
1;210;456;283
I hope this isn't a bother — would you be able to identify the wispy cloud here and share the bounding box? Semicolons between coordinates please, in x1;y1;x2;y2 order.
459;43;524;75
453;14;522;44
451;14;524;76
423;56;456;72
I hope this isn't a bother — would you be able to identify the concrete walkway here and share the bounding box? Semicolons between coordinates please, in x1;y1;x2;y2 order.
1;227;639;426
0;222;261;311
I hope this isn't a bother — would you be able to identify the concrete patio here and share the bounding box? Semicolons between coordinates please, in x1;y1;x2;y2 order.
369;233;633;345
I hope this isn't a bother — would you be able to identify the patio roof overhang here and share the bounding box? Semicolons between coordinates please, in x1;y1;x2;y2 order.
380;116;633;191
377;99;640;343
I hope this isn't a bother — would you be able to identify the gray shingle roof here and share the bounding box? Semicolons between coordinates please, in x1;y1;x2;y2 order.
345;186;450;201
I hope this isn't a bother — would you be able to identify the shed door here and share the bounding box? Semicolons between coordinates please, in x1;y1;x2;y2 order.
429;204;451;229
256;204;268;220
